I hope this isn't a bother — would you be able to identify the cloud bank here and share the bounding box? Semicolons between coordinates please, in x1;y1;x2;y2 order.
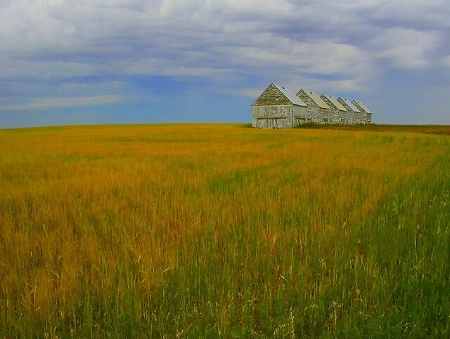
1;0;449;126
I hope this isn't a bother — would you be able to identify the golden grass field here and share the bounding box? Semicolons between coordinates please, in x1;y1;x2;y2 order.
0;124;449;337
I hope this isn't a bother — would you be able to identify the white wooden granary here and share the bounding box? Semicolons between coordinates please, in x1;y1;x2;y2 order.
320;95;348;124
251;83;374;128
297;89;332;124
252;83;308;128
338;98;362;124
352;100;372;124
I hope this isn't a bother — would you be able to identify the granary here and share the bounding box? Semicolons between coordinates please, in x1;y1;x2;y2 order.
296;89;332;124
252;83;308;128
320;95;348;124
252;83;374;128
352;100;372;124
338;98;362;124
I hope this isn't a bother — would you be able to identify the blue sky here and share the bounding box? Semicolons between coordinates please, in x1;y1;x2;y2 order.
1;0;450;128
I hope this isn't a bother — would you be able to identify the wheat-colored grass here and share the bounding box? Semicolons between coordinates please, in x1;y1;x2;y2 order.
0;124;449;337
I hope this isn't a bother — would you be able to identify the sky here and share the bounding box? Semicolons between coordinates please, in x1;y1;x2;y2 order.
1;0;450;128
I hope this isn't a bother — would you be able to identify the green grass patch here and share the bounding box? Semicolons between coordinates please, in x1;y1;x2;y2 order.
0;124;449;337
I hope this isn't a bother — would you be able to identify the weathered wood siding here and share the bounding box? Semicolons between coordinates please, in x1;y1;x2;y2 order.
253;84;291;106
351;100;372;124
337;98;354;124
252;105;307;128
252;83;373;128
320;95;347;124
297;90;332;124
252;83;308;128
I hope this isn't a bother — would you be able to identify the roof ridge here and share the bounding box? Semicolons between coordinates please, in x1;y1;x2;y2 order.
298;89;330;109
321;94;347;111
273;83;307;107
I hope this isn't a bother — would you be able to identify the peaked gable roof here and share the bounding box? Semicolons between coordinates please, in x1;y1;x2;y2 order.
321;95;347;111
298;89;330;109
273;84;307;106
252;83;307;106
338;98;361;112
352;100;372;113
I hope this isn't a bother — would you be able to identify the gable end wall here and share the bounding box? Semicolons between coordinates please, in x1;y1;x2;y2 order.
252;105;307;128
253;84;291;106
297;91;332;124
320;96;347;124
251;84;374;128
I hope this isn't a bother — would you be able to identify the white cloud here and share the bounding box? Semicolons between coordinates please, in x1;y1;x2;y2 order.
442;55;450;67
236;87;263;98
0;95;124;111
370;28;439;69
0;0;449;124
0;0;443;81
366;0;450;29
159;0;295;17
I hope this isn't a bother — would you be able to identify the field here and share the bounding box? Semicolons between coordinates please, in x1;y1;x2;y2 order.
0;124;449;337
